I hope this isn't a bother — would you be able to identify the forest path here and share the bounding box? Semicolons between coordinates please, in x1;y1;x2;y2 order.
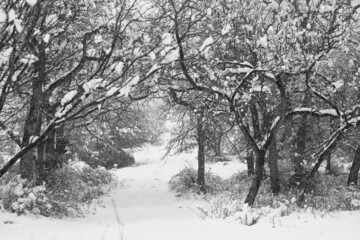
106;145;360;240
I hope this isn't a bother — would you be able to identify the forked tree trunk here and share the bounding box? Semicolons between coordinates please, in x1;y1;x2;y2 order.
348;143;360;186
196;110;206;193
269;139;280;195
244;150;266;206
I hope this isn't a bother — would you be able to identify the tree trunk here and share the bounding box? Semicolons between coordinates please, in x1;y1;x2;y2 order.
246;99;261;176
246;148;255;176
269;139;280;195
291;90;311;182
244;150;266;206
214;135;222;157
348;143;360;186
196;110;206;193
35;141;46;185
326;151;332;174
20;79;43;181
20;42;46;182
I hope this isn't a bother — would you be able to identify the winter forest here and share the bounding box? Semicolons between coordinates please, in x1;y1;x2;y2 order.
1;0;360;239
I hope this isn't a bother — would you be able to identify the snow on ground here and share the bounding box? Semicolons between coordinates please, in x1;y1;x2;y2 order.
1;144;360;240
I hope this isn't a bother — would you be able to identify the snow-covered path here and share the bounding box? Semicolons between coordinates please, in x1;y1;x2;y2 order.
1;144;360;240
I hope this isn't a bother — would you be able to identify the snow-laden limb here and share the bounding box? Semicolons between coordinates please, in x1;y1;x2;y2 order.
25;0;37;6
287;108;340;118
42;33;50;43
0;9;6;23
161;47;179;63
162;33;173;45
260;116;282;150
82;78;105;94
29;135;39;144
264;72;276;80
332;79;344;89
61;90;77;106
0;47;13;65
239;61;254;69
111;62;124;74
20;54;38;64
251;85;271;94
221;24;231;35
257;35;268;48
105;87;119;97
145;63;161;77
318;109;338;116
55;103;73;119
348;116;360;125
149;51;156;60
270;116;281;130
199;36;214;52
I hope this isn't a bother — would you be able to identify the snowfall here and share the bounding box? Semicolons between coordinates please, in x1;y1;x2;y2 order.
1;140;360;240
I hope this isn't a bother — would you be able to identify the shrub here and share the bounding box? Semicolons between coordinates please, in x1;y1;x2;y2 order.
45;161;116;217
194;193;242;219
228;170;360;212
1;161;116;217
74;143;135;170
303;173;360;211
2;175;52;216
169;167;229;195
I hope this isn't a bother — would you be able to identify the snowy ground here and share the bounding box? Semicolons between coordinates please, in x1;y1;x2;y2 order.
1;144;360;240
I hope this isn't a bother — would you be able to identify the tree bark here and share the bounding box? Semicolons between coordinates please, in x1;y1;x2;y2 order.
244;150;266;206
348;143;360;186
20;78;43;181
246;148;255;176
326;151;332;174
196;110;206;193
292;89;311;181
269;139;280;195
245;99;261;176
20;42;46;182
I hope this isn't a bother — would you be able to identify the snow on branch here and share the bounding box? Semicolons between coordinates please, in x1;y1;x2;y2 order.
287;108;340;118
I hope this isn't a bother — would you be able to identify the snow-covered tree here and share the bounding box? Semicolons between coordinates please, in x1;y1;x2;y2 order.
0;0;162;182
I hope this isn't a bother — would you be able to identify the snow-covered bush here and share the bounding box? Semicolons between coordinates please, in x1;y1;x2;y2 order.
169;167;229;195
1;161;116;217
302;173;360;211
194;193;241;219
229;170;360;212
74;142;135;170
194;196;289;226
2;175;52;216
46;161;116;217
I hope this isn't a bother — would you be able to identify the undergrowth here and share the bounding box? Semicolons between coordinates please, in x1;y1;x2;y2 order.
169;166;360;224
0;161;116;218
168;167;228;195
